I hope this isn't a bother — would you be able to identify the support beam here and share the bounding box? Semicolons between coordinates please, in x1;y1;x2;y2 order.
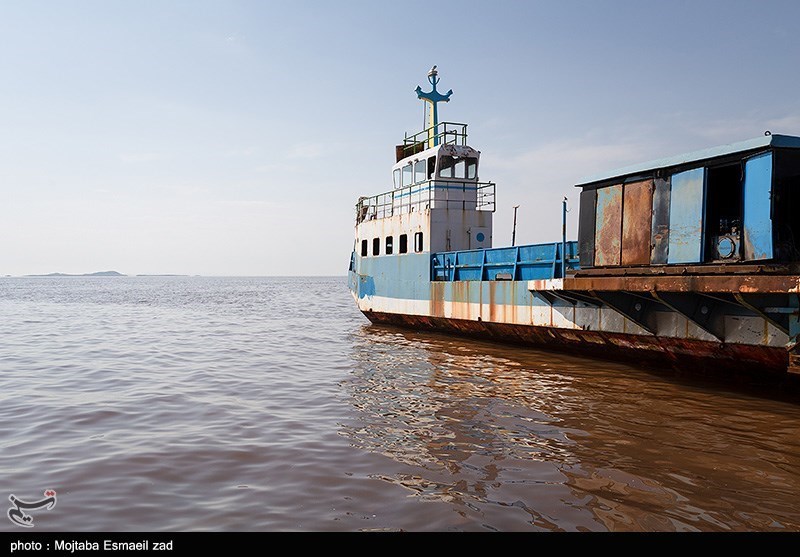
558;291;604;307
733;293;790;336
651;291;725;342
588;290;656;335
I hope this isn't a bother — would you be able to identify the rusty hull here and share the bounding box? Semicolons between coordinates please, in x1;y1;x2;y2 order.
362;310;788;375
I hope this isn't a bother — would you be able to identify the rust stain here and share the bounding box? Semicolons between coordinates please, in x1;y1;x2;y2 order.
451;281;470;320
363;310;789;375
594;184;623;267
429;282;444;318
488;281;498;323
621;179;654;266
561;274;800;294
529;279;549;291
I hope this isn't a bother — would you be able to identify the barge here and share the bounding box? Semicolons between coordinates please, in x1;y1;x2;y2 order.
348;68;800;376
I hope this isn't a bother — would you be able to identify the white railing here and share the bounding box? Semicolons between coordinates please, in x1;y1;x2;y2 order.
356;180;496;224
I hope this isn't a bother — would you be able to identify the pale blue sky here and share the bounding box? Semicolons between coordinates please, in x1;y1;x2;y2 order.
2;0;799;275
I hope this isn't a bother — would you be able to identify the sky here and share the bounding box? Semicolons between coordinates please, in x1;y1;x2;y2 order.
2;0;800;276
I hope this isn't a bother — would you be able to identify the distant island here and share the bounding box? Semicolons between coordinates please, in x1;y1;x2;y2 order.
25;271;126;277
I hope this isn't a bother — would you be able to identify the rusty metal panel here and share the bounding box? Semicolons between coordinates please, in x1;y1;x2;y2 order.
742;152;774;261
594;184;622;266
621;179;654;265
668;168;705;264
561;273;800;294
650;177;671;264
578;189;596;268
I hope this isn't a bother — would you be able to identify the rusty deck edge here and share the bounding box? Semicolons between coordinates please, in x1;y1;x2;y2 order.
362;310;789;376
559;274;800;294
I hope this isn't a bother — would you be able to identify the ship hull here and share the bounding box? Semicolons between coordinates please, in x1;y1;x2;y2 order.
360;309;788;375
348;255;798;376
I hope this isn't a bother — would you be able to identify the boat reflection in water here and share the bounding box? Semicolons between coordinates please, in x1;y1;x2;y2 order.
341;323;800;531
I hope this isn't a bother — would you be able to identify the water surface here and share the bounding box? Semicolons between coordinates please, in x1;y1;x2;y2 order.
1;276;798;531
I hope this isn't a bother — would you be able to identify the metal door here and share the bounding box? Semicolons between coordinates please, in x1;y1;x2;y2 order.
621;179;654;265
594;184;623;266
667;168;705;264
742;152;773;261
650;177;671;264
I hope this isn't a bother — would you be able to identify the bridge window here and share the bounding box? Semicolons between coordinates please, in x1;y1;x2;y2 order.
402;164;412;187
439;155;454;178
467;157;477;179
453;159;465;179
393;168;400;189
399;234;408;254
414;232;424;252
414;160;426;183
428;157;436;179
372;237;380;256
439;155;477;179
386;236;393;255
361;239;368;257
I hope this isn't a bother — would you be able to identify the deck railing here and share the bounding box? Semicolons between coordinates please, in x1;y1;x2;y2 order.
401;122;468;158
356;180;495;224
432;241;580;281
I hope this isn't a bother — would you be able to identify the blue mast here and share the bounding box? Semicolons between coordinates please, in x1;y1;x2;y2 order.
415;66;453;149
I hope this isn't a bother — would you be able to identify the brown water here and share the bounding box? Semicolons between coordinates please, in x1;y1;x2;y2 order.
1;276;799;531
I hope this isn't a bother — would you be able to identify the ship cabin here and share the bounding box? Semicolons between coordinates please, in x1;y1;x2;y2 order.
543;133;800;373
353;121;494;264
575;133;800;272
351;67;579;284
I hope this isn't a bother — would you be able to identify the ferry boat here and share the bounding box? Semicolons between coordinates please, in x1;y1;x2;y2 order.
348;67;800;376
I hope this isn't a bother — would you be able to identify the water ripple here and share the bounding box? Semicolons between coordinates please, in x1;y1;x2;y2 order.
1;276;799;531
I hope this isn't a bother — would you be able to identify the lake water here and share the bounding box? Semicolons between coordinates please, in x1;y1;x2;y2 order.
1;276;799;532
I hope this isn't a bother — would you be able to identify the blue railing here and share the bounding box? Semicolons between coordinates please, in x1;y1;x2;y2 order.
432;241;579;281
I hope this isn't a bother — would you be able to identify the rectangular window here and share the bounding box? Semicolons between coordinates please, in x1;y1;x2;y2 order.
361;239;368;257
399;234;408;254
414;232;424;253
402;164;413;187
466;158;477;179
386;236;393;255
454;159;465;179
393;168;401;189
439;155;454;178
427;157;436;179
414;160;426;183
372;237;380;256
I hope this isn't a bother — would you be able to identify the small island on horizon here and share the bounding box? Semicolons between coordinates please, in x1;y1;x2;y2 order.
25;270;126;277
15;271;192;277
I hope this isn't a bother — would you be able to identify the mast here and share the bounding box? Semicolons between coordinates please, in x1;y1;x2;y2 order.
415;66;453;149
